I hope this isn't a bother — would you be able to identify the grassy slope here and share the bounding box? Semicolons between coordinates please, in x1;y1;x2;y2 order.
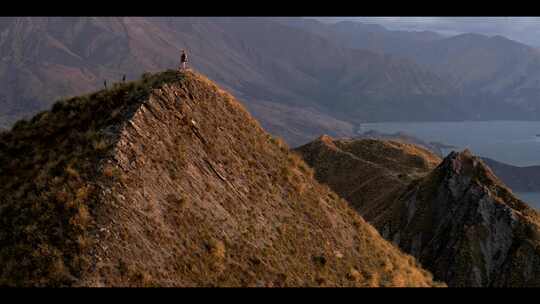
0;70;441;287
0;70;185;286
295;136;441;219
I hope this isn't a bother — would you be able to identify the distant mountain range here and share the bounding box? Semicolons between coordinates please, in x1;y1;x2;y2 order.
2;17;540;145
280;19;540;121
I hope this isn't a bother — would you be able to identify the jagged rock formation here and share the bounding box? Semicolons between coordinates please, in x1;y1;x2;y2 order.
378;150;540;287
297;137;540;287
0;70;441;287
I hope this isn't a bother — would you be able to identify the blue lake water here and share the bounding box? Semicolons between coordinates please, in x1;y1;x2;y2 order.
361;121;540;210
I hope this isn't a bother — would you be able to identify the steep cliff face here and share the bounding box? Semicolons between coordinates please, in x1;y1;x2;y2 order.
378;150;540;287
0;70;440;287
297;137;540;287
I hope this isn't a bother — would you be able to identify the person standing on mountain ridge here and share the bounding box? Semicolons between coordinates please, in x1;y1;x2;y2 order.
180;49;188;71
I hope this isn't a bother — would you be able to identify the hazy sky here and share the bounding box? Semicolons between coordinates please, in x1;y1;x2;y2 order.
315;17;540;47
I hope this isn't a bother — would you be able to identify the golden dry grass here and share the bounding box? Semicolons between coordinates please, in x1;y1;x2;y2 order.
0;70;441;287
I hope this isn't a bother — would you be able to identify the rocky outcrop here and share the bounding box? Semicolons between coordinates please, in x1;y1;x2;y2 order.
376;150;540;287
297;136;540;287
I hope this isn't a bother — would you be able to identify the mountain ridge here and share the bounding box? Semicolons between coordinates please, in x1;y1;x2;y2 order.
0;70;441;287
